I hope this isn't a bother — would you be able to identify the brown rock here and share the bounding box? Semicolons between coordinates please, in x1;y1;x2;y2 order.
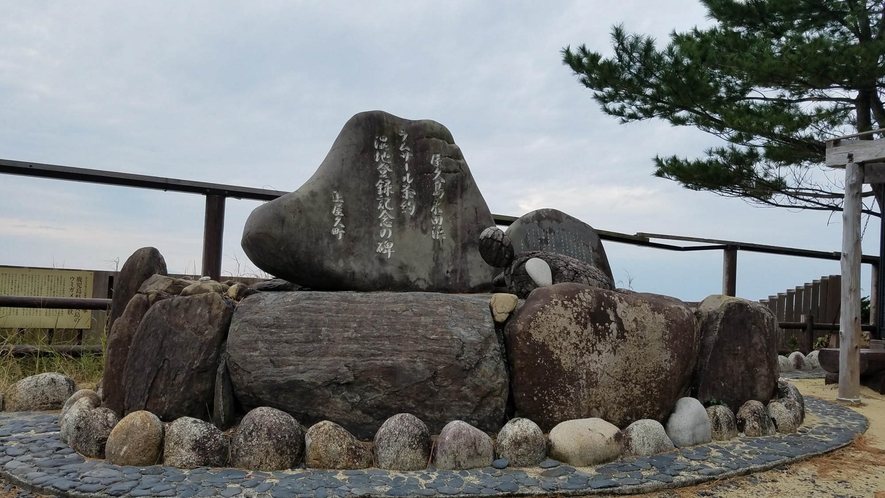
304;421;373;469
108;247;167;333
227;291;508;439
432;420;494;470
105;410;164;466
137;274;195;295
504;283;698;430
123;293;234;421
694;295;779;413
180;280;225;296
373;413;431;471
736;400;776;437
489;293;519;323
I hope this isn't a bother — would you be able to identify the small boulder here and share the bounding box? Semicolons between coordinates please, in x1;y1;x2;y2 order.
736;400;776;437
805;350;821;369
163;417;228;468
60;397;119;459
706;405;738;441
304;421;373;470
777;379;805;424
665;398;711;447
489;293;519;323
105;411;164;466
621;419;675;457
432;420;495;470
4;372;77;412
137;274;194;295
778;355;793;373
548;418;621;467
789;351;806;370
181;280;225;296
60;389;101;424
494;418;546;467
231;407;304;471
767;399;800;433
373;413;431;471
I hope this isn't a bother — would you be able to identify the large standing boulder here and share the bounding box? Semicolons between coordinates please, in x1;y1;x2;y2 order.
102;294;152;415
504;208;614;281
108;247;167;334
4;372;77;412
504;283;699;430
241;110;497;292
227;291;508;439
694;295;779;413
123;293;233;421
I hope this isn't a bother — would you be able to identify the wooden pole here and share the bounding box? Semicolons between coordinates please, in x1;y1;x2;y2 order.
839;162;863;403
722;246;737;296
201;194;226;281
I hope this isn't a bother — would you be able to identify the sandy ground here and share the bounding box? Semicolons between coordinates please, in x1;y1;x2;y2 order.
1;378;884;497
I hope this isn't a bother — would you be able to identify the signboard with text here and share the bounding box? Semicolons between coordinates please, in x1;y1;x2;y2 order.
0;267;94;329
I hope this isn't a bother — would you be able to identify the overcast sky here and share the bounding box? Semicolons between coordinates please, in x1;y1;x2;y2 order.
1;1;878;302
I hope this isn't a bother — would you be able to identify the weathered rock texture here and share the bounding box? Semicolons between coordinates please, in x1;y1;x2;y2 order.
706;405;738;441
502;251;614;299
60;396;119;459
494;418;547;467
231;407;304;471
123;293;234;421
504;208;614;281
694;295;779;413
736;400;776;437
305;421;373;470
505;283;698;429
60;389;100;424
102;294;152;415
548;418;622;466
621;419;675;456
241;110;497;292
105;410;164;466
163;417;228;468
228;291;508;439
373;413;432;471
4;372;77;412
108;247;167;334
432;420;495;470
777;379;806;424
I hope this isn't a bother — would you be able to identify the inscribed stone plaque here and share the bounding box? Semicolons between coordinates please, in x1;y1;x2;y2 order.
0;267;93;329
241;110;497;292
504;209;614;281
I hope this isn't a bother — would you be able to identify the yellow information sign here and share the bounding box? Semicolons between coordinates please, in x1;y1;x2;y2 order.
0;267;94;329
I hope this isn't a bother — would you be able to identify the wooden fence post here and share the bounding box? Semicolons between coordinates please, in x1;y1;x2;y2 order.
722;246;737;296
839;162;863;403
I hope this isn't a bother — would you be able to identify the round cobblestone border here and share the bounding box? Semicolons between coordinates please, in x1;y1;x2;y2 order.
0;396;867;497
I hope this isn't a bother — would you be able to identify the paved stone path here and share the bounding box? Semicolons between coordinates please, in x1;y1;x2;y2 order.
0;397;866;497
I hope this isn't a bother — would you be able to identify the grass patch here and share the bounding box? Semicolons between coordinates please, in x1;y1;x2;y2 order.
0;326;105;393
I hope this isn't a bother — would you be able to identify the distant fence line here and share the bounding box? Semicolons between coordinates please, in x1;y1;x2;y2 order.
1;157;883;351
